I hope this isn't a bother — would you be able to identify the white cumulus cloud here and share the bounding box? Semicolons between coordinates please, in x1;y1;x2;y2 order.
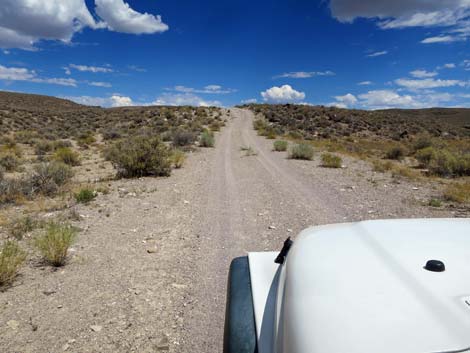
261;85;306;103
334;93;358;107
95;0;169;34
0;0;168;49
358;90;418;109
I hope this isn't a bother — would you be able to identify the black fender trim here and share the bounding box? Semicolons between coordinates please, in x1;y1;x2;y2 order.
223;256;258;353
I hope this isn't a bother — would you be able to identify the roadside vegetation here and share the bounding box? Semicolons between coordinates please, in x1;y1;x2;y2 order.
0;91;226;290
247;103;470;207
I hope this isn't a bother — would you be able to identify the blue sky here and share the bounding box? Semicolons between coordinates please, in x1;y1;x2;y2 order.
0;0;469;109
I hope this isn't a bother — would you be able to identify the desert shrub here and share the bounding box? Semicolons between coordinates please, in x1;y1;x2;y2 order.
413;134;433;151
172;130;196;147
34;222;77;267
0;241;26;287
102;129;121;140
273;140;288;152
266;130;277;139
9;216;37;240
105;136;172;178
428;150;458;177
443;182;470;203
77;132;96;147
200;130;215;148
321;153;342;168
391;165;420;180
385;146;407;160
15;130;39;144
289;143;314;160
416;148;470;177
253;119;267;131
0;178;32;204
31;162;74;196
34;140;54;155
171;149;186;169
454;155;470;176
53;147;80;166
209;121;221;132
52;140;73;150
0;153;20;172
74;188;96;203
0;166;4;180
428;199;442;207
415;147;437;167
372;159;394;172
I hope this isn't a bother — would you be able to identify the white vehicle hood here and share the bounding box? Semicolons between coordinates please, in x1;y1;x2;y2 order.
249;218;470;353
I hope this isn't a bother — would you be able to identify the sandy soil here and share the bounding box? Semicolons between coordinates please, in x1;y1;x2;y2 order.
0;108;464;353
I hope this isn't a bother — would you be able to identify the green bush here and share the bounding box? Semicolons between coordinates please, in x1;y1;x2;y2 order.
273;140;288;152
321;153;342;168
200;130;215;148
0;153;20;172
35;222;77;267
0;241;26;287
105;136;172;178
289;143;314;160
413;134;433;151
385;146;406;160
74;188;96;203
253;119;267;131
53;147;80;166
415;147;437;167
429;150;458;177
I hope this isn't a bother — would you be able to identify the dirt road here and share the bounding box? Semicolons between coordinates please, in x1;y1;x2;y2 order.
0;109;456;352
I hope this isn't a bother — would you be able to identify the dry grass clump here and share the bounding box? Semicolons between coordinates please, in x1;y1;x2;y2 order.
273;140;288;152
8;216;37;240
105;136;172;178
289;143;314;160
385;146;407;160
53;147;80;166
321;153;342;168
34;222;77;267
74;188;97;203
200;130;215;147
0;153;21;172
0;241;26;287
171;149;186;169
443;182;470;204
240;146;257;157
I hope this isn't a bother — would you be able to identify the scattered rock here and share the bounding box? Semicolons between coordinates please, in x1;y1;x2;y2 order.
7;320;19;330
287;229;293;233
43;289;56;296
147;247;157;254
183;200;190;204
268;225;276;230
90;325;102;332
157;335;170;351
